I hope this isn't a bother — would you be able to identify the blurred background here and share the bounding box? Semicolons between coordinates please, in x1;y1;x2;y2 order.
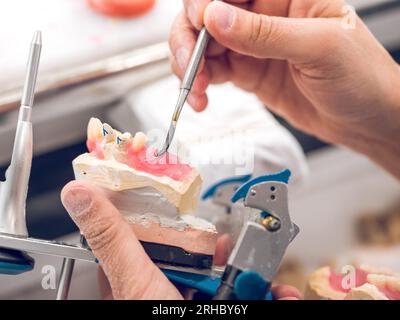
0;0;400;299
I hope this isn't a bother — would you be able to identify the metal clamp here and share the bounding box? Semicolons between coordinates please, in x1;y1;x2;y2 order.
229;169;299;282
202;174;252;213
213;170;299;300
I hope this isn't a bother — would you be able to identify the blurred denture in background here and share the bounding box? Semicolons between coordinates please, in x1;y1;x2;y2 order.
87;0;156;18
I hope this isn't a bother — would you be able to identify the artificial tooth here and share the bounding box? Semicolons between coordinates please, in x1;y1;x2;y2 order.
367;274;400;292
116;132;133;150
102;123;116;143
132;132;147;152
87;118;103;141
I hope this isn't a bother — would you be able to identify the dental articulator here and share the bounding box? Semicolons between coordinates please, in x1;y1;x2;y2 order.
0;31;299;300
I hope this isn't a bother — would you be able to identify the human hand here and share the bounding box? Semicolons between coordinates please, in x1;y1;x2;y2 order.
61;180;302;300
170;0;400;178
61;180;182;299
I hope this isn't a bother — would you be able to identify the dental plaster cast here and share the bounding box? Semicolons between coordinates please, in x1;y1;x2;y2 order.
305;265;400;300
72;118;217;256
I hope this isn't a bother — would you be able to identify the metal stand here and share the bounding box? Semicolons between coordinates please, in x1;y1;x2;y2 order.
0;232;219;299
56;258;75;300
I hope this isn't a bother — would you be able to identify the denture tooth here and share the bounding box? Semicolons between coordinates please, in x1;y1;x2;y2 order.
116;132;133;150
368;274;400;292
102;123;116;143
87;118;103;141
132;132;147;152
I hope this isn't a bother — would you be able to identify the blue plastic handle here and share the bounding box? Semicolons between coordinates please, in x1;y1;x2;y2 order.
0;261;34;275
163;269;221;296
163;269;273;300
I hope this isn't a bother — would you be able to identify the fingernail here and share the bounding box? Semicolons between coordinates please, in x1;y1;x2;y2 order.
187;0;198;27
176;47;189;71
213;2;234;30
62;187;93;218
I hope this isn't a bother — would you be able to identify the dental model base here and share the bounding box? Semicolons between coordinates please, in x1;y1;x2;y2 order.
72;118;218;268
305;265;400;300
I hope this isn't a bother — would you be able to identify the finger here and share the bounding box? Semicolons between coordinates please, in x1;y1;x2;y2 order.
213;233;234;266
187;91;208;112
61;180;182;300
206;39;226;58
183;0;249;30
98;267;113;300
204;1;342;62
306;0;347;18
170;56;209;95
171;55;209;111
205;55;232;84
248;0;345;18
169;11;208;79
183;0;211;30
169;11;197;74
271;285;303;300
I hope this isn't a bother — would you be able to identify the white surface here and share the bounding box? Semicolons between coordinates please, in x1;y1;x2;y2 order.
0;0;181;90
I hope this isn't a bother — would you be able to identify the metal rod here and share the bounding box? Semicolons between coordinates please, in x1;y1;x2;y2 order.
21;31;42;108
56;258;75;300
0;233;96;262
156;1;221;157
0;233;223;276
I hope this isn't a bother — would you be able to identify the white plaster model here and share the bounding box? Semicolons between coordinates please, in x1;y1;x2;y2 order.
72;118;217;255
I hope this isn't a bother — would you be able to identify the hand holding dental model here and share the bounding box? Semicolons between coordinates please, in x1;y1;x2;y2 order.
169;0;400;179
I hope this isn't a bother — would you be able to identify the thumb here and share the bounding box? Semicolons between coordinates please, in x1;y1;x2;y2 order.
61;180;182;300
204;1;339;62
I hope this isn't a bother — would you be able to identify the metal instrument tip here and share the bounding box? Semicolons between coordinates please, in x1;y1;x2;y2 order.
32;30;42;46
21;31;42;107
156;121;176;157
156;88;189;157
157;17;213;157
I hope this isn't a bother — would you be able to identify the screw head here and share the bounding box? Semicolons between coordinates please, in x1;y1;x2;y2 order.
262;216;281;231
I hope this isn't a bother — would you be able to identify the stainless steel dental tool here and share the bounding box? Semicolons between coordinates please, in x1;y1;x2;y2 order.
157;0;220;157
0;31;41;236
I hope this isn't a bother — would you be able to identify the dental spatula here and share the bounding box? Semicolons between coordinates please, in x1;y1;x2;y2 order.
0;31;41;275
156;0;221;157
